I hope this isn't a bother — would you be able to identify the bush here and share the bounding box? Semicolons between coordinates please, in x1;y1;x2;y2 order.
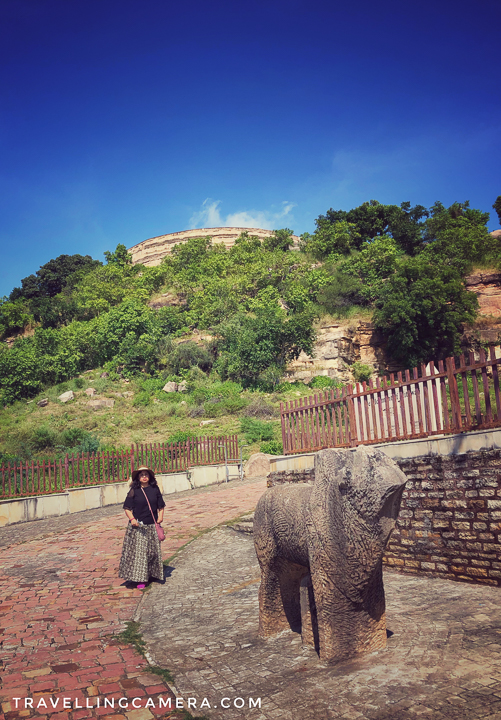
260;439;283;455
60;428;99;454
351;362;373;384
166;430;198;444
133;391;151;407
308;375;341;390
30;425;58;451
242;397;275;417
162;342;213;375
240;417;275;443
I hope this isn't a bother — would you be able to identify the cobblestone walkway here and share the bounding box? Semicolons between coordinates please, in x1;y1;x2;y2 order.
0;478;267;720
141;526;501;720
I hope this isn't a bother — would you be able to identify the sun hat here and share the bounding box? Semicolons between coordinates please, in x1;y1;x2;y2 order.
131;466;156;483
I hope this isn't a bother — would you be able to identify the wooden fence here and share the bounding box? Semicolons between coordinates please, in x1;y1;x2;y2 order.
281;346;501;454
0;434;239;500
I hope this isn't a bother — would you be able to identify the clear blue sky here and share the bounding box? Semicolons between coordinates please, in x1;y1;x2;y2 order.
1;0;500;297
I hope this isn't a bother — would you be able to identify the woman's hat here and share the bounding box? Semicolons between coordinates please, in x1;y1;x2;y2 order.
131;466;156;483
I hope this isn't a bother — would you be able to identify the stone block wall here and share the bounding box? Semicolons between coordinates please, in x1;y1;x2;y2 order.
385;450;501;586
268;449;501;587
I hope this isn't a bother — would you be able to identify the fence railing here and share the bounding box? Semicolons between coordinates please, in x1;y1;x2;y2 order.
281;346;501;454
0;434;239;500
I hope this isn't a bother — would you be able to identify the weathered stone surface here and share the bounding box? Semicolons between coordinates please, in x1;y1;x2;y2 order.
100;372;109;378
37;398;49;407
245;453;272;478
465;271;501;317
84;387;96;396
129;227;301;267
253;446;407;663
162;381;178;393
285;321;389;383
199;419;215;426
57;390;74;403
177;379;187;392
87;398;114;409
148;292;186;309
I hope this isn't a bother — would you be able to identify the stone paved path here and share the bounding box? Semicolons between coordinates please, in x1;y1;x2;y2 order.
0;477;267;720
141;526;501;720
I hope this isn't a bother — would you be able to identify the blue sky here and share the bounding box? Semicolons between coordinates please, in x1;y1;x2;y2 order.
1;0;500;297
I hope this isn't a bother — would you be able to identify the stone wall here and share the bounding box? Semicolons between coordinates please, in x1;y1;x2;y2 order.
128;227;300;266
267;449;501;587
386;450;501;586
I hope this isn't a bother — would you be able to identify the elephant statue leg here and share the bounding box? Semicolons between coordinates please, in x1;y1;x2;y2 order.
300;573;319;652
311;562;387;663
258;558;308;637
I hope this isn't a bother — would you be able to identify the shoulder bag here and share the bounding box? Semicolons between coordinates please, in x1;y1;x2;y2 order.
141;487;165;541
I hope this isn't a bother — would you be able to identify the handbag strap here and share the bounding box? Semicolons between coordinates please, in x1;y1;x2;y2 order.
141;487;158;524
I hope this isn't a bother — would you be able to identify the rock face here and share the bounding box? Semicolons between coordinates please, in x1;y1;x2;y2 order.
84;388;96;396
37;398;49;407
58;391;74;403
253;446;407;663
128;227;300;267
285;321;388;384
465;272;501;317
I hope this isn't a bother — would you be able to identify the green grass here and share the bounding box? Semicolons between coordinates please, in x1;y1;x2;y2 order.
0;365;313;463
116;621;174;683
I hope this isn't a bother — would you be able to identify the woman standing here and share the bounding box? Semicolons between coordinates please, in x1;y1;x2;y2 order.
119;466;165;589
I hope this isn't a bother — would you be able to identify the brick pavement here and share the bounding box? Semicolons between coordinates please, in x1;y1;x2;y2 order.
0;477;267;720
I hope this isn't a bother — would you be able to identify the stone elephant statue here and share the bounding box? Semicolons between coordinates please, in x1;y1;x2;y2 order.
253;446;407;663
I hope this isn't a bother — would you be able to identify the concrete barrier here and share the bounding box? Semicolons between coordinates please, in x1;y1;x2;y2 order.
0;463;239;527
269;428;501;474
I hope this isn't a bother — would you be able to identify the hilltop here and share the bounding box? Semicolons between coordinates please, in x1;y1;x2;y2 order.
1;196;500;464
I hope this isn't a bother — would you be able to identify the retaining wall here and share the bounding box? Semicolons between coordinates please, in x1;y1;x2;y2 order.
0;463;239;527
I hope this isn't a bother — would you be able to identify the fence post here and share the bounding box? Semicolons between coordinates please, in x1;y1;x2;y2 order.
346;385;358;447
446;356;462;431
64;454;69;489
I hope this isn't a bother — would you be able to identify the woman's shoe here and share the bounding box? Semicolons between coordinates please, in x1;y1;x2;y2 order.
137;583;146;589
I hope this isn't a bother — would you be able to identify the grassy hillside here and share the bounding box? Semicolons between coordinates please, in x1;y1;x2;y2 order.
1;197;499;464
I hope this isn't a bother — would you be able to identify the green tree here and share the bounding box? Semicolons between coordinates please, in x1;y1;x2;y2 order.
319;200;428;255
422;201;492;273
263;228;294;252
214;307;316;387
373;256;478;367
104;243;133;266
300;219;361;259
10;254;101;301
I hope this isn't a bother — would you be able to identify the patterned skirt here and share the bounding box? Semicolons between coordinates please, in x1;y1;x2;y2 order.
118;523;164;583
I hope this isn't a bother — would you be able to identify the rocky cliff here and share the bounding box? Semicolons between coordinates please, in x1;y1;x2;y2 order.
129;227;301;266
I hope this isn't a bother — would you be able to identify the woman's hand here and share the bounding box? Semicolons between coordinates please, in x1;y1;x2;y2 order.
130;517;139;527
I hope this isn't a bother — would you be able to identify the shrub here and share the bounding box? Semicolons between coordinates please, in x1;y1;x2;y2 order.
260;439;283;455
30;425;58;451
308;375;341;390
61;428;99;454
351;362;373;384
242;397;275;417
132;391;151;407
166;430;198;444
240;417;275;443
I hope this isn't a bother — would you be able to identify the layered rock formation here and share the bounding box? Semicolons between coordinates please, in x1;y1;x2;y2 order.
129;227;301;266
465;271;501;317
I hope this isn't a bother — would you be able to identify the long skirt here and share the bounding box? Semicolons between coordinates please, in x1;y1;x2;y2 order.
118;523;164;583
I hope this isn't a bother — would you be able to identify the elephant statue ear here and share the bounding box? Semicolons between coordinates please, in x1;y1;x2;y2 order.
309;446;407;545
